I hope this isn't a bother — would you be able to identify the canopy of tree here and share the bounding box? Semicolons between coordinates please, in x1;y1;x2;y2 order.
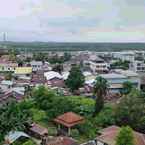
93;76;108;116
110;60;130;70
116;126;134;145
0;101;32;142
115;89;145;133
65;66;85;92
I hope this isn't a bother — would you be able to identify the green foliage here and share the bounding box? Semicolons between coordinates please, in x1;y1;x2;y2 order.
31;108;47;123
116;126;134;145
22;140;36;145
52;64;63;73
12;139;36;145
5;72;13;80
33;52;47;62
95;106;115;127
63;52;71;62
115;89;145;133
71;129;80;138
93;76;108;116
121;81;134;95
67;96;95;117
33;85;57;110
0;101;32;142
111;60;130;70
33;86;75;119
8;49;17;62
66;66;85;92
77;119;98;139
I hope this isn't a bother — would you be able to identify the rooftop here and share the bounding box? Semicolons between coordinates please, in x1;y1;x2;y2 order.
97;125;145;145
100;73;126;79
54;112;84;128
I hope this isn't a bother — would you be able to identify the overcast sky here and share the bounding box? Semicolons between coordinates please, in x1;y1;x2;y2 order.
0;0;145;42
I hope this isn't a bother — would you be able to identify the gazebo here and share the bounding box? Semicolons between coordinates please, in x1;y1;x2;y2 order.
54;112;84;136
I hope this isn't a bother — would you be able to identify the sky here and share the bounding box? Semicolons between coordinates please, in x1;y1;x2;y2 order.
0;0;145;42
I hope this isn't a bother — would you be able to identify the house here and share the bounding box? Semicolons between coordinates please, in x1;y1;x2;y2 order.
96;126;145;145
130;60;145;72
89;60;109;74
30;61;43;72
14;67;32;76
0;61;18;72
0;90;24;106
114;69;140;89
31;71;46;87
100;73;128;93
99;71;140;93
41;136;79;145
0;80;13;91
113;51;135;62
5;131;30;145
44;71;65;88
54;112;84;136
29;123;48;139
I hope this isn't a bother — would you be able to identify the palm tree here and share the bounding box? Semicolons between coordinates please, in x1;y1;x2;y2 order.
93;76;108;117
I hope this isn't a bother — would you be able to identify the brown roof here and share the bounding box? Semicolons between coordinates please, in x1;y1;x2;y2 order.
97;125;145;145
29;123;48;136
54;112;84;127
46;136;78;145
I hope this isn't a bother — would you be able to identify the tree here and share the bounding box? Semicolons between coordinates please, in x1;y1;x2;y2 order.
116;126;134;145
115;89;145;133
32;85;56;110
93;76;108;116
0;101;32;142
33;52;47;62
8;49;17;62
121;81;134;95
66;66;85;92
110;60;130;70
5;72;13;80
63;52;71;62
52;64;63;74
32;86;76;119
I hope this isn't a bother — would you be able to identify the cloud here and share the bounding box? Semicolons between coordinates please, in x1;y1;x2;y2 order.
0;0;145;42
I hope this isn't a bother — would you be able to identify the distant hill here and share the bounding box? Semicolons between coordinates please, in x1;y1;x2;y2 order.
0;42;145;52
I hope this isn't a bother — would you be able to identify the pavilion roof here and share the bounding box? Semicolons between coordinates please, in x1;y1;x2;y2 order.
54;112;84;128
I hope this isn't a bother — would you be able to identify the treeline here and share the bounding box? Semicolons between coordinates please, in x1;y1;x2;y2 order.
0;42;145;52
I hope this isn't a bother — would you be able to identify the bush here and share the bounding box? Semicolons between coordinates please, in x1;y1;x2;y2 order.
95;106;115;127
77;119;98;139
71;129;80;138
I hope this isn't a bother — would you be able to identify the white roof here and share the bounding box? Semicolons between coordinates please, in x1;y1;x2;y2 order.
85;79;95;85
83;71;92;77
44;71;62;80
30;61;43;65
1;80;13;86
100;73;127;79
115;69;138;77
5;131;29;144
62;72;70;80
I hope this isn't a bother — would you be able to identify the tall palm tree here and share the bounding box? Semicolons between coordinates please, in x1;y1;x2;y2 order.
93;76;108;117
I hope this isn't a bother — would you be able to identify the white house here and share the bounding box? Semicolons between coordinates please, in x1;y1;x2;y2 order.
30;61;43;72
90;61;109;74
130;60;145;73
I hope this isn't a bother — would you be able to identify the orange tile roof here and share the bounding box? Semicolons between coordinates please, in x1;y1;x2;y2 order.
54;112;84;127
97;125;145;145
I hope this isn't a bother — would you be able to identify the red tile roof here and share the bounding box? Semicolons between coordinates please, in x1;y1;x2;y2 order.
54;112;84;127
97;125;145;145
